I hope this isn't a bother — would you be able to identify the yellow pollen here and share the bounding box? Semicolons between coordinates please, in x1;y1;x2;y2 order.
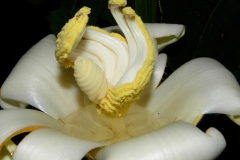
55;6;91;68
108;0;127;7
97;5;155;117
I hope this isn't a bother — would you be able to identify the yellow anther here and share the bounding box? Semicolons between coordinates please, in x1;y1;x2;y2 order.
122;7;135;16
55;7;91;68
98;6;155;118
108;0;127;7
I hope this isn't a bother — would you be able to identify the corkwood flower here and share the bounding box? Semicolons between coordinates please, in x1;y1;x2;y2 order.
1;0;240;159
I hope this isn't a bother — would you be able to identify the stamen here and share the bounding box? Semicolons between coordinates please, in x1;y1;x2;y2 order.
74;56;108;103
97;1;155;117
83;27;129;85
55;7;91;68
55;1;155;118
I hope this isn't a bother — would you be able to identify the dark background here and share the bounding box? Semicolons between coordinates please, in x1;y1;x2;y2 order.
1;0;240;159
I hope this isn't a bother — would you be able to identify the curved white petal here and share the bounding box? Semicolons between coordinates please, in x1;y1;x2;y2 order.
0;109;63;149
13;128;102;160
95;121;226;160
103;23;185;51
151;53;168;89
144;23;185;38
144;58;240;125
0;34;84;119
136;53;167;106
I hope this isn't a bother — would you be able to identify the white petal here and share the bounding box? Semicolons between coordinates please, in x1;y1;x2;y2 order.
1;34;84;119
144;23;185;39
144;58;240;125
146;23;185;51
0;109;63;148
95;121;226;160
136;53;167;106
13;128;102;160
151;53;168;90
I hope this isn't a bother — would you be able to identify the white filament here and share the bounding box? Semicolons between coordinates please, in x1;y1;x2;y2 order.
73;56;108;103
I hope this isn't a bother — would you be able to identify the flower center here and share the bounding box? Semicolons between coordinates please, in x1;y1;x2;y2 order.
55;0;155;118
62;104;162;145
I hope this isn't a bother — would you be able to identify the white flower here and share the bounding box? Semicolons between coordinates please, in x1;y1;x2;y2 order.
1;0;240;159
